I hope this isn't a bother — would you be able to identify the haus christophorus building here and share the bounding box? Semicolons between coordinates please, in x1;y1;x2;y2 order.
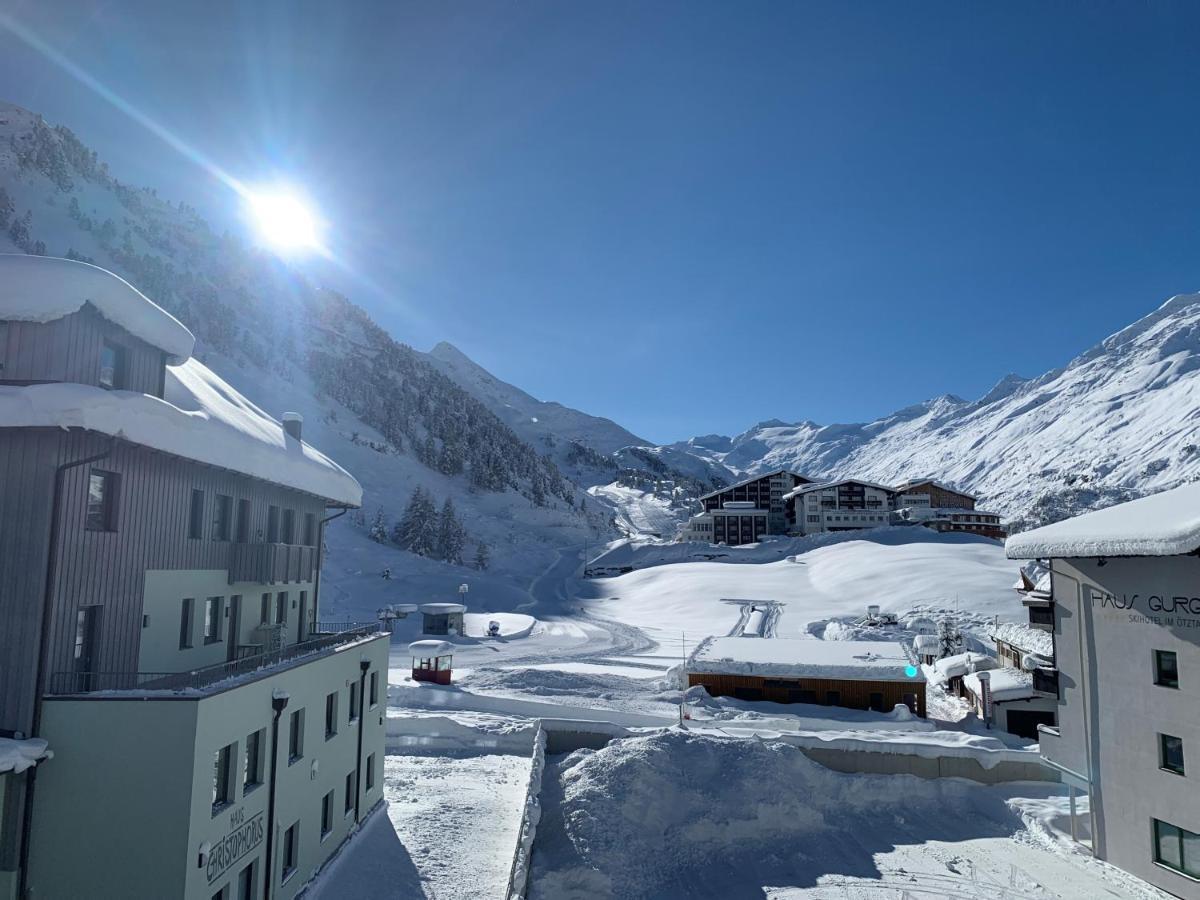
681;471;1004;545
1007;484;1200;898
0;256;387;900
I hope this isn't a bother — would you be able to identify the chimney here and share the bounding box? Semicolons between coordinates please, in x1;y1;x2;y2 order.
282;412;303;442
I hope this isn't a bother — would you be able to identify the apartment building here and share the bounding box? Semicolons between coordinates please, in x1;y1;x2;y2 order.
1007;484;1200;898
892;479;1006;539
682;470;811;545
783;479;894;536
0;256;386;900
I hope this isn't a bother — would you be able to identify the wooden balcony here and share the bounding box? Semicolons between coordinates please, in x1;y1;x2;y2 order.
228;542;317;585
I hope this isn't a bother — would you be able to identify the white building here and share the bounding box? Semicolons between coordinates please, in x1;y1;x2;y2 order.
1007;483;1200;896
680;501;769;544
783;479;895;536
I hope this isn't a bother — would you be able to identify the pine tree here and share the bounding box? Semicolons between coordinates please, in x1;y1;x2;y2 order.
436;497;466;564
0;187;12;230
396;487;438;556
368;507;388;543
473;541;490;571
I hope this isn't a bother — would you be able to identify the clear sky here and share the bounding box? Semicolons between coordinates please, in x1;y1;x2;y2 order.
2;1;1199;444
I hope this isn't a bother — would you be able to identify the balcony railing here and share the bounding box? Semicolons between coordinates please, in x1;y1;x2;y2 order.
48;623;381;696
228;542;317;585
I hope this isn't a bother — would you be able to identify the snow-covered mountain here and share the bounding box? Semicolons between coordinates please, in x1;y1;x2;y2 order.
670;296;1200;529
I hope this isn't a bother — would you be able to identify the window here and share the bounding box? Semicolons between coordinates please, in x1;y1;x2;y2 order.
288;709;304;763
281;822;298;883
824;691;840;706
213;494;232;541
86;470;118;531
236;498;251;543
73;606;98;685
275;591;288;625
345;771;356;815
281;508;296;544
204;597;224;644
179;598;194;649
212;742;234;814
244;729;264;791
869;692;885;712
366;753;375;791
1160;734;1186;775
260;593;271;625
189;489;206;539
98;340;125;390
369;671;380;708
236;862;255;900
267;505;280;542
212;887;227;900
325;691;339;739
1155;650;1179;688
321;790;334;839
1153;819;1200;878
348;683;360;723
303;512;317;547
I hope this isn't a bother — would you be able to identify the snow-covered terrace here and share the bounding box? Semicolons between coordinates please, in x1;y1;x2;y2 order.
964;668;1036;703
690;637;923;682
987;621;1053;658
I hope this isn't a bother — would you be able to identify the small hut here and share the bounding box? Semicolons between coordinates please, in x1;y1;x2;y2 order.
420;602;466;635
409;640;454;684
913;634;940;665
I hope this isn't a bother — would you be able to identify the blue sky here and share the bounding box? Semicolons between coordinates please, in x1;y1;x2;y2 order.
3;1;1199;443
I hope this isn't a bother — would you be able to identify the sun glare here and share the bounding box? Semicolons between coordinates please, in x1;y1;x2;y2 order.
245;188;322;253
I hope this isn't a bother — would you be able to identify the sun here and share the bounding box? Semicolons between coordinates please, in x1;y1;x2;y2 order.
245;188;322;253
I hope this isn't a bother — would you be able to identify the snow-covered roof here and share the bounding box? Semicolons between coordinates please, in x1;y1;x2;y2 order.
420;602;467;614
932;651;997;680
963;668;1035;702
698;470;810;501
1006;482;1200;559
1014;561;1053;597
0;356;362;506
690;637;923;683
913;634;940;651
893;479;977;500
408;640;453;656
390;603;420;613
0;736;51;774
0;255;194;363
987;622;1053;658
783;478;895;501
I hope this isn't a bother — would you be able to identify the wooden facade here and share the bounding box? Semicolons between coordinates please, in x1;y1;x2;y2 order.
0;428;329;737
0;304;167;396
688;671;927;718
899;480;977;510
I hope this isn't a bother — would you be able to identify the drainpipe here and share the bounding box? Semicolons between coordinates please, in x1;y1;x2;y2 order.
355;657;370;823
313;507;348;629
263;689;290;900
19;434;115;898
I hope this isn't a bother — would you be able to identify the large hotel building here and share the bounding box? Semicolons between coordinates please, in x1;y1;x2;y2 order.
0;256;386;899
1008;484;1200;898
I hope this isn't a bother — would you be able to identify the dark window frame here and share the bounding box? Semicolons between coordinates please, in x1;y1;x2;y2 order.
179;598;194;649
1153;818;1200;878
281;822;298;883
212;494;233;542
325;691;338;740
189;489;206;540
288;709;304;764
1155;650;1180;689
321;790;334;840
212;742;234;815
86;470;119;532
203;597;224;644
236;498;251;543
98;339;127;390
1160;733;1186;776
244;729;264;792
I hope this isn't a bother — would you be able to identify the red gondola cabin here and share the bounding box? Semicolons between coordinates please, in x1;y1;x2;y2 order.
409;639;454;684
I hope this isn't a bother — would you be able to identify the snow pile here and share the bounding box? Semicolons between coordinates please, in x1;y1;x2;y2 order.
913;633;940;653
932;651;998;680
0;254;194;362
0;357;361;506
0;736;51;774
987;621;1053;658
529;730;1030;900
964;668;1036;702
1006;480;1200;559
507;725;547;900
690;637;922;683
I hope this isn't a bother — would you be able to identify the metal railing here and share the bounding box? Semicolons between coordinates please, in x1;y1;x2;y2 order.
49;624;381;696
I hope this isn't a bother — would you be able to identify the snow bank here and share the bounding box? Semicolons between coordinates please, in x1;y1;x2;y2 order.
1006;481;1200;559
0;357;361;506
0;736;51;774
987;621;1053;658
690;637;922;683
0;254;194;362
528;730;1036;900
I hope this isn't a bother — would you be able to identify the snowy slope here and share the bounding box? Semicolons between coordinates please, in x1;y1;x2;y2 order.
670;296;1200;528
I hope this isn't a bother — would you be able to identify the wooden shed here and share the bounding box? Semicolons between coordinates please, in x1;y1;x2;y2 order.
688;637;926;717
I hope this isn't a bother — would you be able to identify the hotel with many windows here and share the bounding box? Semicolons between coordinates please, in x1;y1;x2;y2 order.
0;256;386;900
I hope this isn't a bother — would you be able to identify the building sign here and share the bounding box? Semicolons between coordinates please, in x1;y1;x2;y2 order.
1090;589;1200;629
206;808;264;884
